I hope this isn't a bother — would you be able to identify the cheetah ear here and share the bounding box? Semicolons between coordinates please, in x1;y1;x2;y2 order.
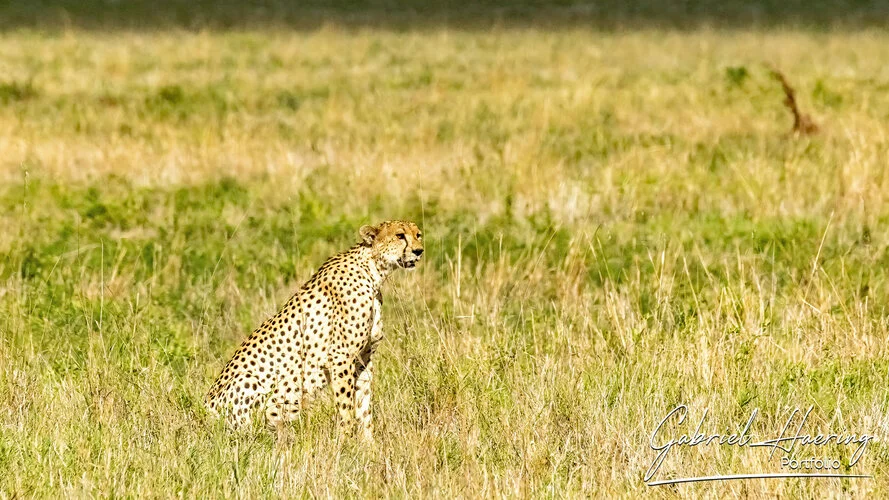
359;225;379;245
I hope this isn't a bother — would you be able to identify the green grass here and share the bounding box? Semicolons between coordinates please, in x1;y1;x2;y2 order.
2;0;889;30
1;15;888;497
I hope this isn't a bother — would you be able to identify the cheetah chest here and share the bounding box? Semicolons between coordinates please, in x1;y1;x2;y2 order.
369;290;384;347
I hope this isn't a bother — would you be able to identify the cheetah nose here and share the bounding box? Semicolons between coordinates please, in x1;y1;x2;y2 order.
413;248;424;257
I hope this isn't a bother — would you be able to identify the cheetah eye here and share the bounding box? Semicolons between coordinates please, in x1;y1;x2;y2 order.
397;233;406;240
416;233;422;240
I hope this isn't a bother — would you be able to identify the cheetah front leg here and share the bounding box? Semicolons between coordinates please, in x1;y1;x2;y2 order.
355;348;374;442
331;349;357;435
355;291;383;441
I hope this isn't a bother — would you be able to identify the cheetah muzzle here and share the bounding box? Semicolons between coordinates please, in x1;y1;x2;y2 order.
205;220;424;440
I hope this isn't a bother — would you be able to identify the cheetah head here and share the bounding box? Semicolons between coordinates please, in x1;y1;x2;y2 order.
359;220;423;271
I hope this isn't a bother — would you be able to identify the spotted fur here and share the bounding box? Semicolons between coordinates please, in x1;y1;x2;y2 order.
206;220;423;439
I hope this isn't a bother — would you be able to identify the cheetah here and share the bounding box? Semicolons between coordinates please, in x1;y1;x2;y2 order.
206;220;423;439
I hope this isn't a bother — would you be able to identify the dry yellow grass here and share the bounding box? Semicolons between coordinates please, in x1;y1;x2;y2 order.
0;23;887;498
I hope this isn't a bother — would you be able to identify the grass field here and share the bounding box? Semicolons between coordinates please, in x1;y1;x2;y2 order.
1;4;889;497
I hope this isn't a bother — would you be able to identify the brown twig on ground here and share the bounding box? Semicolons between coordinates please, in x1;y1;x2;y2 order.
768;66;819;135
